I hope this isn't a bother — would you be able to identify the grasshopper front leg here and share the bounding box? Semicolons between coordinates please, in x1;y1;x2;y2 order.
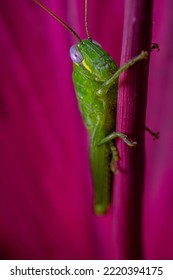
97;51;148;96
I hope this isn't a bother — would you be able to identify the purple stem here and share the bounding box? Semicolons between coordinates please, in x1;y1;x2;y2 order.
113;0;153;259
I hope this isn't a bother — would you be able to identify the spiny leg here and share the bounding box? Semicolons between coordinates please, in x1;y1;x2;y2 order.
97;51;148;96
98;131;137;147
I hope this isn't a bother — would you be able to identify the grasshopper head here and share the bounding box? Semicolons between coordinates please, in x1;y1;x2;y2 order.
70;40;118;82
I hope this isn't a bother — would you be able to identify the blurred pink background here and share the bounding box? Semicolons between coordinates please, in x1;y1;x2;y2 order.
0;0;173;259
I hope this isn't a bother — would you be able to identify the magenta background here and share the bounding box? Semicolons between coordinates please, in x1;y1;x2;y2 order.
0;0;173;259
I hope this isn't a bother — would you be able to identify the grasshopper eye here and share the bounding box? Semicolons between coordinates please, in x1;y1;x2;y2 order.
92;40;102;47
70;45;83;64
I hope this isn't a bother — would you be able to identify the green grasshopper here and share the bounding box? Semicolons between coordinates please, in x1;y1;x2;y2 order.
34;0;149;215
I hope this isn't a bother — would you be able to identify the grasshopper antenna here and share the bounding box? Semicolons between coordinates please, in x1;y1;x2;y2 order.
85;0;91;40
34;0;82;41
